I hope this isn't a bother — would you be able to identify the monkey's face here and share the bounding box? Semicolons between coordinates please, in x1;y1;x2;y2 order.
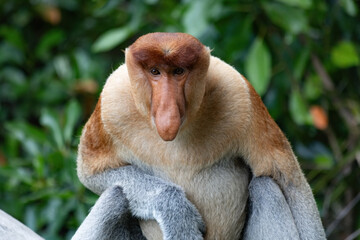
126;33;210;141
144;64;188;141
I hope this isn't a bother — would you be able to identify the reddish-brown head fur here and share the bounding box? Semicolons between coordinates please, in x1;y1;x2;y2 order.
130;33;204;69
126;33;210;141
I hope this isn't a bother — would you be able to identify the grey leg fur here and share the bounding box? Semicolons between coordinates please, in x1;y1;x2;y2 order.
77;165;205;240
284;178;326;240
72;186;145;240
243;177;300;240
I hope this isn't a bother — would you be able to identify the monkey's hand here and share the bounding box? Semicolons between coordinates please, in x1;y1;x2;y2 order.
81;165;205;240
152;185;206;239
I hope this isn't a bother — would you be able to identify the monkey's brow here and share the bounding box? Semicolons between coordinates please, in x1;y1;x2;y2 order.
163;48;172;55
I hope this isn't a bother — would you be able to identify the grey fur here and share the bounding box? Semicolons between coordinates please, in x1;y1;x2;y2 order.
72;186;145;240
243;177;300;240
73;165;204;240
244;176;326;240
73;170;326;240
74;167;326;240
283;178;327;240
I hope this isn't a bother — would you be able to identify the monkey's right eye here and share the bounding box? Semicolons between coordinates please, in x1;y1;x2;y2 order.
150;68;160;75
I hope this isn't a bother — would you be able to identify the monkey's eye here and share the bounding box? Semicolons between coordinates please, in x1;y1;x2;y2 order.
150;68;160;75
173;68;184;75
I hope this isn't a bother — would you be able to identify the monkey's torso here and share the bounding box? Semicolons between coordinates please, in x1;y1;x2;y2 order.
79;57;254;239
76;32;326;240
137;157;249;240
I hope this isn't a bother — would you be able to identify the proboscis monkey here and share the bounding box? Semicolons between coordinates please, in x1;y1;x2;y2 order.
73;33;326;240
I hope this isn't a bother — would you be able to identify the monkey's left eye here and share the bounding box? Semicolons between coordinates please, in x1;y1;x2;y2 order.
150;68;161;75
173;68;184;75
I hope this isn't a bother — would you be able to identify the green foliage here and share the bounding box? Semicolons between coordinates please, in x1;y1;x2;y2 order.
263;2;309;35
92;26;134;52
289;89;313;125
245;37;271;96
0;0;359;239
331;41;360;68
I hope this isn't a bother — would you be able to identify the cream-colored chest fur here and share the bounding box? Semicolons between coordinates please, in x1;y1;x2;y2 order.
139;158;249;240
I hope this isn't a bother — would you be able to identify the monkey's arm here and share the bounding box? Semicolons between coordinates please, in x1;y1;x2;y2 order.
243;177;300;240
242;81;326;240
78;165;205;240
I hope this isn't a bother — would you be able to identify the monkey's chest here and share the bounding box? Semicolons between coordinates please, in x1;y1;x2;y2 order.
140;158;250;240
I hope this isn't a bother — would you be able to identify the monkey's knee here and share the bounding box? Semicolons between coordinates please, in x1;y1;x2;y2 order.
247;176;293;220
244;176;300;240
94;186;130;220
248;176;284;202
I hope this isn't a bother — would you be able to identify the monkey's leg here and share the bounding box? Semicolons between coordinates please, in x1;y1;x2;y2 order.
72;186;145;240
243;177;300;240
283;178;327;240
79;165;205;240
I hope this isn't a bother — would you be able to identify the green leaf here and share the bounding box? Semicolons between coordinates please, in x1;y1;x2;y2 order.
5;122;47;156
73;50;92;78
245;38;272;96
25;206;37;231
263;2;308;34
264;87;282;119
63;100;81;144
304;74;322;100
294;48;310;81
289;89;313;125
34;155;45;178
0;67;28;100
92;27;133;53
0;42;24;65
331;41;360;68
275;0;312;9
144;0;158;4
183;1;209;37
44;198;77;238
35;29;65;59
40;109;64;149
0;25;26;51
222;16;252;61
94;0;125;17
314;154;333;169
340;0;358;16
53;55;73;81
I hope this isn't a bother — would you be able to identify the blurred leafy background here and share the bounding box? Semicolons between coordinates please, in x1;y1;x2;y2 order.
0;0;359;239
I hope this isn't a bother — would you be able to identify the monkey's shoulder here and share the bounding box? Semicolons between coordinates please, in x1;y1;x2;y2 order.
200;56;252;130
101;64;133;106
100;64;142;125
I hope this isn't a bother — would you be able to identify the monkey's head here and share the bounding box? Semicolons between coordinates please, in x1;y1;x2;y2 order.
126;33;210;141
